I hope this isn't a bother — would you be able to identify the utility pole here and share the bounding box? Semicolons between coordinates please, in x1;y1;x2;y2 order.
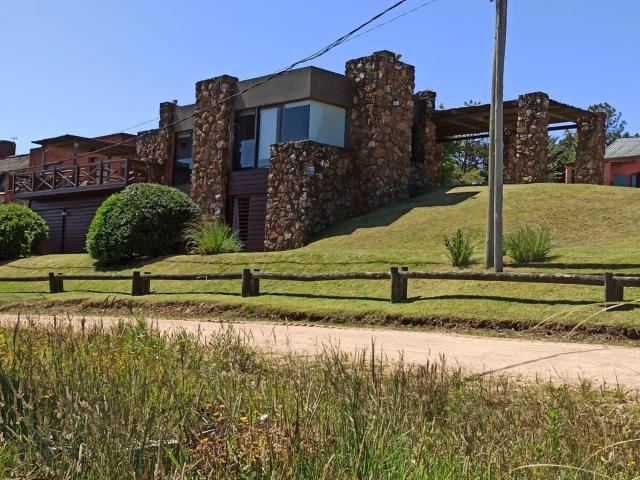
486;0;508;271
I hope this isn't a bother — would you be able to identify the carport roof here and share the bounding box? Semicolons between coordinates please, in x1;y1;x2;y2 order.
430;98;591;138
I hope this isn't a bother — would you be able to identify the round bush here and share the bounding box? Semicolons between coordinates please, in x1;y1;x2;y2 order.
86;184;201;264
0;203;48;260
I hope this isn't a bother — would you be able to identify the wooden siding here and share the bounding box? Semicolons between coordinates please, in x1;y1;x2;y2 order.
31;194;112;254
228;169;268;252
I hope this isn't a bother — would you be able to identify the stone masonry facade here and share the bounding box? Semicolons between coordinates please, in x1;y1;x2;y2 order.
574;112;606;184
411;90;440;192
136;102;176;184
345;50;415;214
265;141;352;251
514;92;550;183
191;75;238;217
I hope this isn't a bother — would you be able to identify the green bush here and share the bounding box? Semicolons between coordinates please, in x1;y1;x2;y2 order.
0;203;48;260
504;225;555;264
443;229;475;267
183;216;243;255
86;183;200;264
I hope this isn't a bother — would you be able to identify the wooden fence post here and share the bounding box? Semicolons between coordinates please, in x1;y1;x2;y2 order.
241;269;252;298
400;266;408;303
143;272;151;295
48;272;58;293
56;273;64;293
131;271;142;296
390;267;400;303
603;272;624;305
251;269;261;296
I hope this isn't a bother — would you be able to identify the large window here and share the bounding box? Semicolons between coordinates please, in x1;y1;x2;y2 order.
233;101;346;170
172;131;193;188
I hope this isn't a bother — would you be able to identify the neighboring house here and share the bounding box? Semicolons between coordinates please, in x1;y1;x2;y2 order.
6;49;607;254
603;138;640;187
0;140;30;203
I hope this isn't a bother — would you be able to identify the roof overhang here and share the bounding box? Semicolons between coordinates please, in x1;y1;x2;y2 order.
431;98;591;139
32;134;137;157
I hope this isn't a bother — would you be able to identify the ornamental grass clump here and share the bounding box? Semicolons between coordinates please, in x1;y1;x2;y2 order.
183;217;243;255
443;229;475;267
505;225;555;264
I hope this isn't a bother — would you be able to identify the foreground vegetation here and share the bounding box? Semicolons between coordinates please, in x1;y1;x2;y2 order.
1;184;640;331
0;320;638;478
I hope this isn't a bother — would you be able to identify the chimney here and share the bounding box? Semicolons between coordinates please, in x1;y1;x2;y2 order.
0;140;16;159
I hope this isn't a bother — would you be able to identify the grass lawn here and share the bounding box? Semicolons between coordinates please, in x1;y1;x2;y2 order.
2;183;640;332
1;321;638;478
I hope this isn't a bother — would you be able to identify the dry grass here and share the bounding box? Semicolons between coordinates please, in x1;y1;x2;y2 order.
0;319;638;478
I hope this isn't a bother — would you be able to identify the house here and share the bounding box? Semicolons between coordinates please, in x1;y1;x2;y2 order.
603;137;640;187
0;141;29;203
6;49;607;254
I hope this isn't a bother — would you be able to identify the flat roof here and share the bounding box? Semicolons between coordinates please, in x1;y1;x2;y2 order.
32;134;137;156
431;98;591;138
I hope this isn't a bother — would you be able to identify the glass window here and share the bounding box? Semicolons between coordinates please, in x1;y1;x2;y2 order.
234;112;256;169
258;107;279;168
308;101;346;148
173;132;193;186
281;103;310;143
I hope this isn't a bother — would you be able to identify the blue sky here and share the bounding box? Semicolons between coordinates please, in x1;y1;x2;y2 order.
2;0;638;154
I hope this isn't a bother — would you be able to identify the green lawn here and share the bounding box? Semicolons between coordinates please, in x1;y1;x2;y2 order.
2;183;640;332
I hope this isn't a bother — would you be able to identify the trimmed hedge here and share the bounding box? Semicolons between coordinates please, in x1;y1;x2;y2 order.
86;184;201;264
0;203;48;260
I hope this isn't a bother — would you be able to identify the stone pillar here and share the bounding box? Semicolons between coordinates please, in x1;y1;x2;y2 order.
191;75;238;217
135;101;176;184
264;141;352;251
574;112;605;184
411;90;440;193
502;129;517;183
514;92;549;183
345;50;415;213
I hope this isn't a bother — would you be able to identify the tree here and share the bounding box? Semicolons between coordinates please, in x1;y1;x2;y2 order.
588;102;627;147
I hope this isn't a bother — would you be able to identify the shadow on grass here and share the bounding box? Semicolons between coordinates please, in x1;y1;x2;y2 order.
313;188;481;240
509;262;640;272
260;291;387;302
423;294;596;307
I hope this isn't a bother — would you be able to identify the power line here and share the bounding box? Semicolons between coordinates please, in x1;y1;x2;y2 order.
40;0;435;165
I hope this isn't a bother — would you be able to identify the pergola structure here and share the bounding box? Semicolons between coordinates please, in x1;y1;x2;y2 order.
425;92;606;184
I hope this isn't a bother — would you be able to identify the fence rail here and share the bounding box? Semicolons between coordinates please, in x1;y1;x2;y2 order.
1;268;638;309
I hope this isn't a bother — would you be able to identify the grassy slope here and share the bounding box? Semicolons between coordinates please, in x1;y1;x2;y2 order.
2;183;640;329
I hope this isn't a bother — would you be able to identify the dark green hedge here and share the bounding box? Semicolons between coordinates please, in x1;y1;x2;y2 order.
86;184;200;264
0;203;48;260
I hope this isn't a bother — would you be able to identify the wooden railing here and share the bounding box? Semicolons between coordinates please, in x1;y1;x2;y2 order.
11;159;145;195
1;269;639;309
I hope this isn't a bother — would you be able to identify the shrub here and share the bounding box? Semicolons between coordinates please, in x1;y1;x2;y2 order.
183;217;243;255
0;203;48;259
443;229;475;267
86;183;200;264
504;225;555;264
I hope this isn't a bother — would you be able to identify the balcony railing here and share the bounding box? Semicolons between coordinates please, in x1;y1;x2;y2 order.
12;159;145;196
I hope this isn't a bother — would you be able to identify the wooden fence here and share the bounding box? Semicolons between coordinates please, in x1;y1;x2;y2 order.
1;268;640;307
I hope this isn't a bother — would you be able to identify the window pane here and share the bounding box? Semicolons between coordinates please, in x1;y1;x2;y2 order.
234;113;256;169
282;104;310;143
308;101;346;147
173;132;193;186
258;107;278;168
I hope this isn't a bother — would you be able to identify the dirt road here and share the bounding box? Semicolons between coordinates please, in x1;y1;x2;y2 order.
2;313;639;388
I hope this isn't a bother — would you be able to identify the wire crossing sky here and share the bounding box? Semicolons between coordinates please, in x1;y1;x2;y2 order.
1;0;638;154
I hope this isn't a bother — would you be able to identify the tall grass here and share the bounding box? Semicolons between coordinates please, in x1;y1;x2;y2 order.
183;217;243;255
0;320;638;478
505;225;555;264
443;229;476;267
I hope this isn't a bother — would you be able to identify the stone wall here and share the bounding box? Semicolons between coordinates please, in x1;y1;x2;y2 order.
514;92;549;183
574;112;605;184
502;129;517;183
265;141;352;251
411;90;441;193
345;50;414;213
135;101;176;184
191;75;237;217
